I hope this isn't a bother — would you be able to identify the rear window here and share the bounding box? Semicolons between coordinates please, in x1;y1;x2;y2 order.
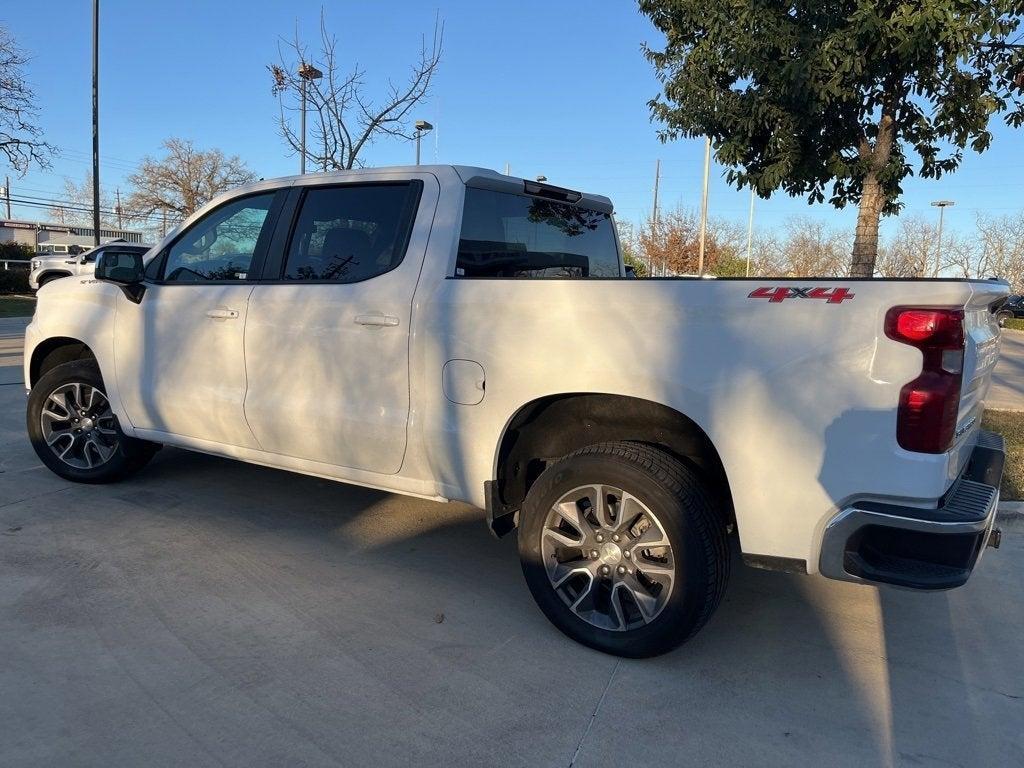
456;187;620;278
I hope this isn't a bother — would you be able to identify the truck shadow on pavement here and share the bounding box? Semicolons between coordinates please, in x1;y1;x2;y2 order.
7;445;1011;767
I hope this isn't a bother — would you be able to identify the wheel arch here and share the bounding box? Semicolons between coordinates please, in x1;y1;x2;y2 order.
30;337;98;388
489;393;734;536
36;270;73;286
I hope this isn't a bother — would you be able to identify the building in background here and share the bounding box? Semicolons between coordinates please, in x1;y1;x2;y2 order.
0;219;145;254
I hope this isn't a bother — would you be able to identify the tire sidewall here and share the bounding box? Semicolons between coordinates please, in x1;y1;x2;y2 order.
518;451;715;657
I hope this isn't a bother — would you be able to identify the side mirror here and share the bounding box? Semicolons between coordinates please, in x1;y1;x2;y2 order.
625;264;637;279
95;250;146;303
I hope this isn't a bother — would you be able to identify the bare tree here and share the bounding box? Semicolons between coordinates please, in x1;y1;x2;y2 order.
0;25;54;173
269;11;443;171
637;206;744;275
48;172;117;227
778;217;849;277
976;212;1024;293
126;138;256;218
748;233;786;277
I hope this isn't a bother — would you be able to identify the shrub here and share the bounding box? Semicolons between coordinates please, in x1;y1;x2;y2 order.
0;266;30;294
0;241;34;261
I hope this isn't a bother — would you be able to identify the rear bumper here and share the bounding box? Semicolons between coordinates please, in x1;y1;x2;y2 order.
819;431;1005;590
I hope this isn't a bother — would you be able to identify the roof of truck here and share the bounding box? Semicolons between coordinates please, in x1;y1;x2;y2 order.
258;165;615;214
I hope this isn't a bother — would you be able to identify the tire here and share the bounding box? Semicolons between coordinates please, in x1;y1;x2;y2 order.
996;311;1011;328
27;359;158;484
518;441;729;658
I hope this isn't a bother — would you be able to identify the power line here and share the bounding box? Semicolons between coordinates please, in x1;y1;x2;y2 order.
6;196;183;227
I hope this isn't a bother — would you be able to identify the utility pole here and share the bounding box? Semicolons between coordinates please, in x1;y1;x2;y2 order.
697;136;711;277
115;187;123;229
3;176;9;219
745;187;755;277
504;162;510;176
91;0;101;246
161;207;167;239
651;159;660;276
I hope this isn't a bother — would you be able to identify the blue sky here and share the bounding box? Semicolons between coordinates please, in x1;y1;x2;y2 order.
3;0;1022;239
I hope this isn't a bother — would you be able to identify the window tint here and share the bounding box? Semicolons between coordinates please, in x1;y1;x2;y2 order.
161;193;274;282
282;183;420;282
456;188;620;278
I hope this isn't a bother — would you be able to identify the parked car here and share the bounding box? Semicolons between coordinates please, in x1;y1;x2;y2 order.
29;240;150;290
995;295;1023;326
23;166;1008;657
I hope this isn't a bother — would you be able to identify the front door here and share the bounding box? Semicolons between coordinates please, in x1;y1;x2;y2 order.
243;175;436;474
114;191;280;448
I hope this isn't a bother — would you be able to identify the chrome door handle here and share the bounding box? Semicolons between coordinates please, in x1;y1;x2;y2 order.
206;308;239;320
354;313;400;328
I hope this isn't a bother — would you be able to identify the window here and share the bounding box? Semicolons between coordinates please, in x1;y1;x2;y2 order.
456;188;620;278
281;183;420;282
160;193;275;282
86;246;145;264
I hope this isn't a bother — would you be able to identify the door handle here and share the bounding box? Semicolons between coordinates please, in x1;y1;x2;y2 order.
206;308;240;320
354;313;400;328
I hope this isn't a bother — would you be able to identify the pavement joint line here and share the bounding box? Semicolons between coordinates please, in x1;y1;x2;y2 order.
568;659;620;768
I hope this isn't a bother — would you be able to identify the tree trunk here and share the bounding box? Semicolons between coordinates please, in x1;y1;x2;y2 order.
850;172;883;277
850;113;895;278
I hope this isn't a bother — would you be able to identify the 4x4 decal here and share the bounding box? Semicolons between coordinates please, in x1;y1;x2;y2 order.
748;286;855;304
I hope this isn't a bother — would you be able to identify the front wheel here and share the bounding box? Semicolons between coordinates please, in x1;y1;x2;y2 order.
27;360;158;483
996;311;1012;328
518;442;729;658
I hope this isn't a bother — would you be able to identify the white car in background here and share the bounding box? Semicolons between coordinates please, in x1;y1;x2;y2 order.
29;241;151;290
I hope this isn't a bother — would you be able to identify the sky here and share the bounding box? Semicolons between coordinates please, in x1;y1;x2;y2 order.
2;0;1023;241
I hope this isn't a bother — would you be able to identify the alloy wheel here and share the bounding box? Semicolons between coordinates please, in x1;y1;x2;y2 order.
540;484;676;632
39;382;120;470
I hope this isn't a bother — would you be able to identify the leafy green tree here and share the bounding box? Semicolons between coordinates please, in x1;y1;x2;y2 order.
639;1;1024;276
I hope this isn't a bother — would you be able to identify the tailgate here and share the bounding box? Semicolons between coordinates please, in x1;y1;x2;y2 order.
958;282;1005;436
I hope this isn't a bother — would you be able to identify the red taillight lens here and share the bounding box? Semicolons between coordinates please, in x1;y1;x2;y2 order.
889;309;965;346
885;307;965;454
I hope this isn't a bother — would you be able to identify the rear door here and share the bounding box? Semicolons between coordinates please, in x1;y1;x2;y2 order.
243;173;438;474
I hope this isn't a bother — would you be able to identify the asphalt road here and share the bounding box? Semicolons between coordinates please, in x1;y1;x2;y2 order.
1;319;1023;767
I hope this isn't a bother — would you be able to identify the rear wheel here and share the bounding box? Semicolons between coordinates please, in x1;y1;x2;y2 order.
996;310;1012;328
27;360;157;483
518;441;729;658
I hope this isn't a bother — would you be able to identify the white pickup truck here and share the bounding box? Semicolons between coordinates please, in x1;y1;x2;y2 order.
29;241;151;290
23;166;1008;657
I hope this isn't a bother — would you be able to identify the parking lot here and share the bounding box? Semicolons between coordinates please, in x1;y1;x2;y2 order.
2;318;1023;767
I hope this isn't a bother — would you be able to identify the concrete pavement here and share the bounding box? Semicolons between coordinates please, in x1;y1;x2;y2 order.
1;322;1023;766
988;329;1024;411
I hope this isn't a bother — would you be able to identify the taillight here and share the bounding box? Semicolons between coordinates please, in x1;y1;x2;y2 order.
884;307;965;454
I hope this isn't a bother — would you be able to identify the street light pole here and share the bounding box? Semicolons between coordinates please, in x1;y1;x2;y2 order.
298;63;323;174
745;187;755;278
414;120;433;165
931;200;955;267
697;137;711;277
91;0;101;246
